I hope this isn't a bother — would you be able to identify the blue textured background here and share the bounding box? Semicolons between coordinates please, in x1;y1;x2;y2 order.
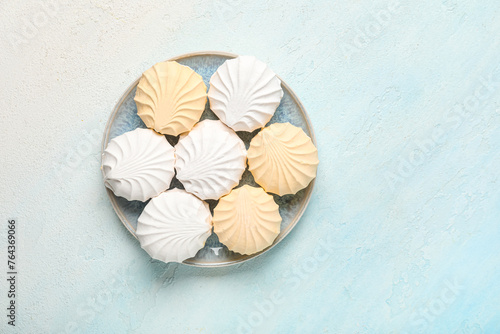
1;0;499;333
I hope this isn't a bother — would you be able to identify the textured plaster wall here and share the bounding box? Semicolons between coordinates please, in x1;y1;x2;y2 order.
1;0;499;333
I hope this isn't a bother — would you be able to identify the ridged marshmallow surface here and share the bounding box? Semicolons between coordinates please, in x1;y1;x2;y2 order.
102;128;175;201
136;189;213;263
208;56;283;132
175;120;247;200
247;122;318;196
134;61;207;136
213;185;282;255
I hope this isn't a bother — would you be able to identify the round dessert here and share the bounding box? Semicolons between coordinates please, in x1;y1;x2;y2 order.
136;189;213;263
213;185;282;255
208;55;283;132
134;61;207;136
102;128;175;202
174;119;247;200
247;122;319;196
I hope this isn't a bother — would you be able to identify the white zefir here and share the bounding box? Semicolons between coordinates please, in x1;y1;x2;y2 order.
136;189;213;263
175;120;247;200
208;56;284;132
101;128;175;201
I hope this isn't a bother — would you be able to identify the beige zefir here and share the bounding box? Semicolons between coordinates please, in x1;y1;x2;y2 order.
247;122;319;196
213;185;282;255
134;61;207;136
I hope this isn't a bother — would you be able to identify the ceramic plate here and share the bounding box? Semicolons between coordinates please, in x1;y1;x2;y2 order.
101;51;316;267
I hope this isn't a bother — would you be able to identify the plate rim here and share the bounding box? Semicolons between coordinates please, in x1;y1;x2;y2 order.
101;50;317;268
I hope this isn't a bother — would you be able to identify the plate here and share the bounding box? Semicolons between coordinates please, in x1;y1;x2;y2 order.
101;51;316;267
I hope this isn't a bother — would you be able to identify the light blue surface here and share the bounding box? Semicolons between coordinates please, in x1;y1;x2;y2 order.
1;0;500;333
